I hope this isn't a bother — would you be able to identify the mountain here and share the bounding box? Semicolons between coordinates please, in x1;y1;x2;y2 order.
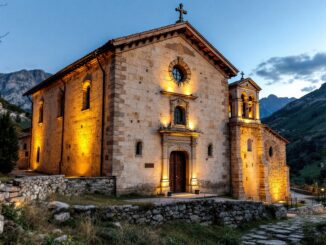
263;84;326;185
259;94;296;118
0;96;30;129
0;69;51;111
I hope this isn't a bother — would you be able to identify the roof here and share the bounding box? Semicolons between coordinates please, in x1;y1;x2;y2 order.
24;21;238;96
229;77;262;91
262;124;289;144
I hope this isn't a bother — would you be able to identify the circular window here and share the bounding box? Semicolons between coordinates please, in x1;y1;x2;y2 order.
269;147;273;157
172;65;185;84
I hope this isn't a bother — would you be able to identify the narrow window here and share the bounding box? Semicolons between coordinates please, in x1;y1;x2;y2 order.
229;95;232;118
82;85;91;110
269;147;273;157
241;94;246;118
36;147;40;163
136;141;142;156
208;144;213;157
248;96;253;119
23;143;27;150
247;139;252;152
38;103;44;123
25;151;29;157
58;91;64;117
174;106;186;125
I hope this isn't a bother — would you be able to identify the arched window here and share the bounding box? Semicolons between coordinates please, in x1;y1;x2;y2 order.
241;94;247;118
82;83;91;110
247;139;253;152
135;141;143;156
248;96;254;119
38;101;44;123
36;147;40;163
208;144;213;157
58;90;64;117
174;106;186;125
269;146;273;157
229;95;232;118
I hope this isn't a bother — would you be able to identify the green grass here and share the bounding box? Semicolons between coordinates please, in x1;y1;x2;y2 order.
0;173;14;183
302;221;326;245
0;202;243;245
51;193;155;207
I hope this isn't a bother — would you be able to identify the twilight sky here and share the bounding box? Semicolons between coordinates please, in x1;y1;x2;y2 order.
0;0;326;98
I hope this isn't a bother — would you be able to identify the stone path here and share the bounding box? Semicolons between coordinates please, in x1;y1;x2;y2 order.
241;214;326;245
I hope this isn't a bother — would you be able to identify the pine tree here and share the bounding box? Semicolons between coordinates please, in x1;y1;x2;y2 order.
0;113;18;174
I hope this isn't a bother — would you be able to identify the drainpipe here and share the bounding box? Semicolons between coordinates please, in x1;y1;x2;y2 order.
27;96;33;170
95;52;106;176
59;80;66;174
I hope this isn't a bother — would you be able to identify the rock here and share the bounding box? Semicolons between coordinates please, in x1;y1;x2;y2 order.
0;215;4;234
54;235;68;242
48;201;70;212
73;205;96;212
152;214;164;222
51;228;63;235
54;212;70;223
113;222;122;229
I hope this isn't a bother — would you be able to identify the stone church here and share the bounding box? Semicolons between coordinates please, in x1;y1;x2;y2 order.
24;7;289;203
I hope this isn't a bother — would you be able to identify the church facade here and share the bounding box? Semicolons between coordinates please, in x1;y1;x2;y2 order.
24;21;289;203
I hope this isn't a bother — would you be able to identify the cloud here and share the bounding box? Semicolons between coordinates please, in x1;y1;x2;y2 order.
301;86;317;93
254;52;326;85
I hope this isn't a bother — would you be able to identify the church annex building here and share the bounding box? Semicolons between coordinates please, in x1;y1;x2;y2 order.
24;12;290;203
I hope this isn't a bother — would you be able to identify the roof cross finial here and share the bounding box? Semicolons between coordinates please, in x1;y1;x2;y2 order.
175;3;187;23
240;71;245;80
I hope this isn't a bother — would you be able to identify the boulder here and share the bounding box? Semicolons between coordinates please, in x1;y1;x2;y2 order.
54;212;70;223
0;215;4;234
48;201;70;212
54;235;68;242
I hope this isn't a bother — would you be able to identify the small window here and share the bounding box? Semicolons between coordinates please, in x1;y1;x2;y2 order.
172;65;185;83
82;85;91;110
25;151;29;157
174;106;186;125
136;141;143;156
58;91;64;117
208;144;213;157
36;147;40;163
269;147;273;157
38;103;44;123
247;139;252;152
23;143;27;150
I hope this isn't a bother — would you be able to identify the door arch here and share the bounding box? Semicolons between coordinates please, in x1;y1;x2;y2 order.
169;151;187;193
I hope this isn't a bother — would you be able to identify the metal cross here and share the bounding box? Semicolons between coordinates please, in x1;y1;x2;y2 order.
240;71;245;80
175;3;187;23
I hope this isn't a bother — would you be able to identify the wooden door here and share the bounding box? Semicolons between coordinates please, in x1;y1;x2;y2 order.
169;151;186;193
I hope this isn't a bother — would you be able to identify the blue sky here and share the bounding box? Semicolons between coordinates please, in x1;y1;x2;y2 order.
1;0;326;98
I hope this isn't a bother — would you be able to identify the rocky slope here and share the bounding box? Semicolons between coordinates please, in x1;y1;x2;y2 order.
0;69;51;111
263;83;326;184
260;94;296;118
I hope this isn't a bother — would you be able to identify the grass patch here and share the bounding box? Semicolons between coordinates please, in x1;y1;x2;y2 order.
0;173;14;183
302;221;326;245
50;193;154;208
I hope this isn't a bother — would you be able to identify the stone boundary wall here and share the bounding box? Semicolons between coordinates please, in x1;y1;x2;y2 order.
0;175;116;204
60;200;287;227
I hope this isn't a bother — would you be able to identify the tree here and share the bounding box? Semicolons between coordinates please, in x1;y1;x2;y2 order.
0;113;18;174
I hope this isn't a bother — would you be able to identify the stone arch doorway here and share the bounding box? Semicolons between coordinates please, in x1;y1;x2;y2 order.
169;151;188;193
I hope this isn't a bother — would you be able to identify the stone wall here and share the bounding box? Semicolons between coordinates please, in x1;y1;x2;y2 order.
0;175;116;204
64;200;287;227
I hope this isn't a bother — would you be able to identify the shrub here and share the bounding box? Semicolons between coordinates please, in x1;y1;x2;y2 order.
0;113;18;174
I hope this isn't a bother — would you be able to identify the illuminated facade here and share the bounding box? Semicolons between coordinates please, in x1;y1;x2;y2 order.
24;22;289;202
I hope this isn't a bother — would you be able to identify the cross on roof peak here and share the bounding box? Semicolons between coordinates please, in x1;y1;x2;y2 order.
240;71;245;80
175;3;187;23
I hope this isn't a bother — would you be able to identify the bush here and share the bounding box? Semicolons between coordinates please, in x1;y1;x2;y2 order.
0;113;18;174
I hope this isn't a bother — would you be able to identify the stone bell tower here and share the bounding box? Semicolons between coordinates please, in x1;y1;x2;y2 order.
228;76;265;201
